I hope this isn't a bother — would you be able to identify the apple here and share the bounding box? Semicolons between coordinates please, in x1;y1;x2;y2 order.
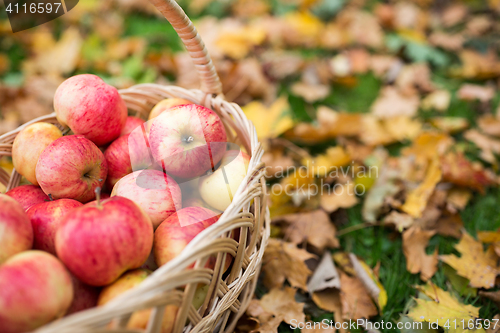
104;130;156;189
98;269;178;333
27;198;83;255
55;196;153;286
146;98;194;132
36;135;108;203
154;207;221;268
12;122;62;185
0;194;33;264
54;74;128;146
111;170;182;229
149;104;227;178
0;250;73;333
65;273;100;316
198;150;251;211
6;184;49;211
121;116;145;137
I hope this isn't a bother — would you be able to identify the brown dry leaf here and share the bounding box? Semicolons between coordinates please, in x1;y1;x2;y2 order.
261;51;305;80
231;0;270;18
440;231;500;289
403;226;438;281
441;4;468;27
434;214;463;239
402;131;454;162
440;151;495;193
446;188;472;212
261;148;295;179
349;254;387;310
384;116;422;142
395;63;434;95
371;86;420;119
303;146;351;177
453;49;500;79
479;290;500;305
274;210;339;251
369;55;399;77
359;115;396;146
429;32;464;51
339;272;378;320
478;114;500;137
401;158;442;218
477;231;500;257
487;315;500;333
262;239;316;290
312;288;342;314
247;287;305;333
291;82;330;103
384;211;414;232
421;90;451;112
457;84;495;102
23;27;83;76
466;15;493;36
362;167;401;223
337;9;384;49
320;183;359;213
464;129;500;165
429;117;468;134
348;49;370;74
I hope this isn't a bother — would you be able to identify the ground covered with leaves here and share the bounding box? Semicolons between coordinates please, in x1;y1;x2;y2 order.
2;0;500;331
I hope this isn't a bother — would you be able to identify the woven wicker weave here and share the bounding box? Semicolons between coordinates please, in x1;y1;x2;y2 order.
0;0;270;332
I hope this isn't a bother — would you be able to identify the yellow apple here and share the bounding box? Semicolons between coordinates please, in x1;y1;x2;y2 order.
12;122;62;185
198;150;250;211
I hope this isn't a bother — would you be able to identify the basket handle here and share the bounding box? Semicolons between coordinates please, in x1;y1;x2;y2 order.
147;0;223;95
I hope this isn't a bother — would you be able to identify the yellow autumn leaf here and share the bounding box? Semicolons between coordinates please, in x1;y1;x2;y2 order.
301;146;351;177
408;282;484;333
440;231;500;289
358;260;388;311
243;97;294;139
215;26;266;59
283;11;324;46
401;157;442;218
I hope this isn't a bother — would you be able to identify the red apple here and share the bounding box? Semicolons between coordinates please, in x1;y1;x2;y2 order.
0;250;73;333
6;184;49;211
120;116;145;137
146;98;194;132
55;196;153;286
154;207;221;267
149;104;227;178
104;130;156;189
12;122;62;185
54;74;127;146
0;194;33;264
27;198;83;255
98;269;178;333
198;150;251;211
35;135;108;203
111;170;182;229
65;273;100;316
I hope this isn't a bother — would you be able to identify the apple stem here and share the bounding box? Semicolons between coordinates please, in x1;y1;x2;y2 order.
95;187;102;208
183;136;194;143
48;194;53;201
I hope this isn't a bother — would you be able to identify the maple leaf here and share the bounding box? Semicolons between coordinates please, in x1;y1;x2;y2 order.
320;183;359;213
262;239;315;290
440;231;500;289
402;226;438;281
339;272;378;320
408;282;482;333
243;97;294;139
273;210;339;251
401;157;442;218
247;287;305;333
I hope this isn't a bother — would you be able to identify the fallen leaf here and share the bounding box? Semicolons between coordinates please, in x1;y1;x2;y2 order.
337;9;384;49
384;116;422;142
339;272;378;320
302;324;337;333
464;129;500;164
421;90;451;113
320;183;359;213
274;210;339;251
477;230;500;257
487;315;500;333
434;214;463;239
308;253;340;293
371;86;420;119
282;11;324;47
350;254;387;311
401;158;442;218
457;84;495;102
395;63;434;95
303;146;351;177
312;288;342;314
446;188;472;213
216;25;266;59
243;97;294;139
440;151;495;193
408;282;482;333
291;81;330;103
479;290;500;306
384;211;414;231
402;226;438;281
478;115;500;137
262;239;316;290
452;49;500;80
441;4;468;27
466;15;493;36
332;252;355;276
443;264;477;298
429;32;464;51
440;231;500;289
429;117;468;134
362;168;400;223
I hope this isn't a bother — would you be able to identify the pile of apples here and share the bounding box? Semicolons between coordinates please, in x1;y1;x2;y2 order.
0;74;250;333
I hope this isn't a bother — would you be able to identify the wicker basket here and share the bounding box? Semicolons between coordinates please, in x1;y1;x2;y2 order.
0;0;270;331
